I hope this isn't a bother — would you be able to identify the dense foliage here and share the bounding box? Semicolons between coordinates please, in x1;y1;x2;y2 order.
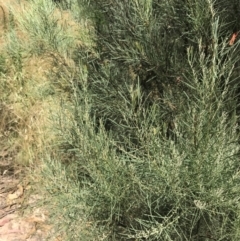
52;0;240;240
14;0;240;240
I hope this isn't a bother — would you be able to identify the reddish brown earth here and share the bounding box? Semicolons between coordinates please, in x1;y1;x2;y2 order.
0;153;55;241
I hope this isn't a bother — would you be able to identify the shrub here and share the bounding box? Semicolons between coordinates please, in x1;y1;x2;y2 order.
41;0;240;240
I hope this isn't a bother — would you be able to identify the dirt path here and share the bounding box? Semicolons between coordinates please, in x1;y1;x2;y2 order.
0;156;54;241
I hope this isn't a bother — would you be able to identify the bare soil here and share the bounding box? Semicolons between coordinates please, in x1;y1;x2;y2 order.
0;151;54;241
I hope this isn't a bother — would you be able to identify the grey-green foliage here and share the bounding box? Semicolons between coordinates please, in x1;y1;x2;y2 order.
76;0;188;149
76;0;240;153
0;54;7;75
11;0;76;55
6;30;24;73
43;0;240;240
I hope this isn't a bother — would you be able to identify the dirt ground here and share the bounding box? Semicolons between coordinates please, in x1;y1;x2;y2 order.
0;151;54;241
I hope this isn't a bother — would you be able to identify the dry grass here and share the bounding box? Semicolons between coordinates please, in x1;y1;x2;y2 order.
0;0;95;240
0;0;85;168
